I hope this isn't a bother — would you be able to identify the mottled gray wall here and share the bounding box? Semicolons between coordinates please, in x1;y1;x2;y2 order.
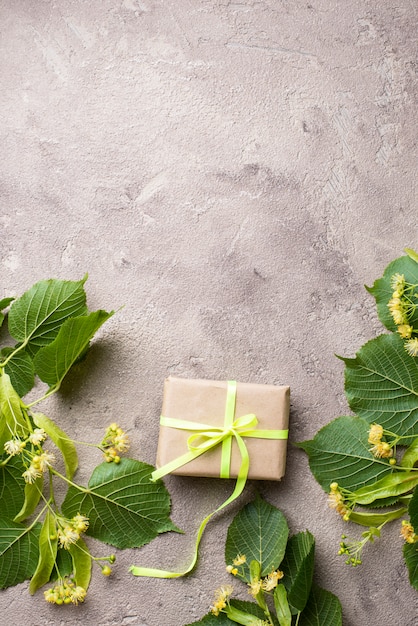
1;1;417;625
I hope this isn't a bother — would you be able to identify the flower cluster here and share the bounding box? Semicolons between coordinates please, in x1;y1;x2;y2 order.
328;482;350;520
387;273;418;355
248;568;284;596
210;585;233;616
3;428;55;484
367;423;395;460
101;423;130;463
226;553;246;576
22;451;56;483
400;520;418;544
57;513;89;549
338;526;381;567
44;578;86;605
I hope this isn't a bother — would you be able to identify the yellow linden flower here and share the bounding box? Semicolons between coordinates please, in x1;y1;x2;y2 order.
369;442;393;459
248;578;262;597
328;488;348;518
390;273;405;291
71;586;87;605
400;520;418;544
28;428;47;445
58;525;80;549
233;554;247;566
4;439;26;456
226;565;238;575
210;585;233;616
113;431;130;453
398;324;413;339
391;308;407;325
405;337;418;357
71;513;89;534
22;464;42;484
261;569;284;591
32;451;55;472
368;424;383;445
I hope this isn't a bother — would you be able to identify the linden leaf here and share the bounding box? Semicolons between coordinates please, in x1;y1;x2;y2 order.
403;541;418;591
0;456;26;519
366;253;418;332
0;518;41;588
1;347;35;397
0;297;14;329
33;310;114;389
225;495;288;583
8;276;88;351
281;531;315;615
61;458;178;549
297;415;393;492
343;333;418;441
298;584;342;626
409;484;418;531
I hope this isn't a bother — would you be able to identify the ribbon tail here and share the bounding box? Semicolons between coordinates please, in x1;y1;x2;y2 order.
130;434;249;579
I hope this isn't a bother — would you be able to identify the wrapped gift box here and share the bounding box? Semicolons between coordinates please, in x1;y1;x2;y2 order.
155;377;290;481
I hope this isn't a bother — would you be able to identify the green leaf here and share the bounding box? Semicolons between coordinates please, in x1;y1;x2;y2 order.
297;415;393;492
343;333;418;440
8;276;88;350
225;495;288;583
0;518;41;588
14;476;43;523
0;372;29;450
0;297;14;311
68;537;92;591
298;584;342;626
61;458;178;549
33;310;114;389
1;347;35;397
403;541;418;591
366;254;418;331
351;471;418;505
409;484;418;530
185;614;235;626
281;531;315;614
33;412;77;480
0;456;26;519
274;584;292;626
29;510;58;594
0;297;14;329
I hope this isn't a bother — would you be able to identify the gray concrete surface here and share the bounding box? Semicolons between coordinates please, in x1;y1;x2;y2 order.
1;1;418;624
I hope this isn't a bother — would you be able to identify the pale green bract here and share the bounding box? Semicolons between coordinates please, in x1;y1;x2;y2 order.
0;276;177;604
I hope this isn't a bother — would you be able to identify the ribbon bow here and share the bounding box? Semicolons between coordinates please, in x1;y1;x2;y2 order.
130;380;288;579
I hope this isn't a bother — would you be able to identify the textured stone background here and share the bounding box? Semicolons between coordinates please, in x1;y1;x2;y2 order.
1;1;418;624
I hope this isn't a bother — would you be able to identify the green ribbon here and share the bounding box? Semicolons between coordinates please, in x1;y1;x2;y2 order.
130;380;288;579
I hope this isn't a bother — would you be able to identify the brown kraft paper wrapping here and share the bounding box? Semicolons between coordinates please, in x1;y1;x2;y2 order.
155;377;290;481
